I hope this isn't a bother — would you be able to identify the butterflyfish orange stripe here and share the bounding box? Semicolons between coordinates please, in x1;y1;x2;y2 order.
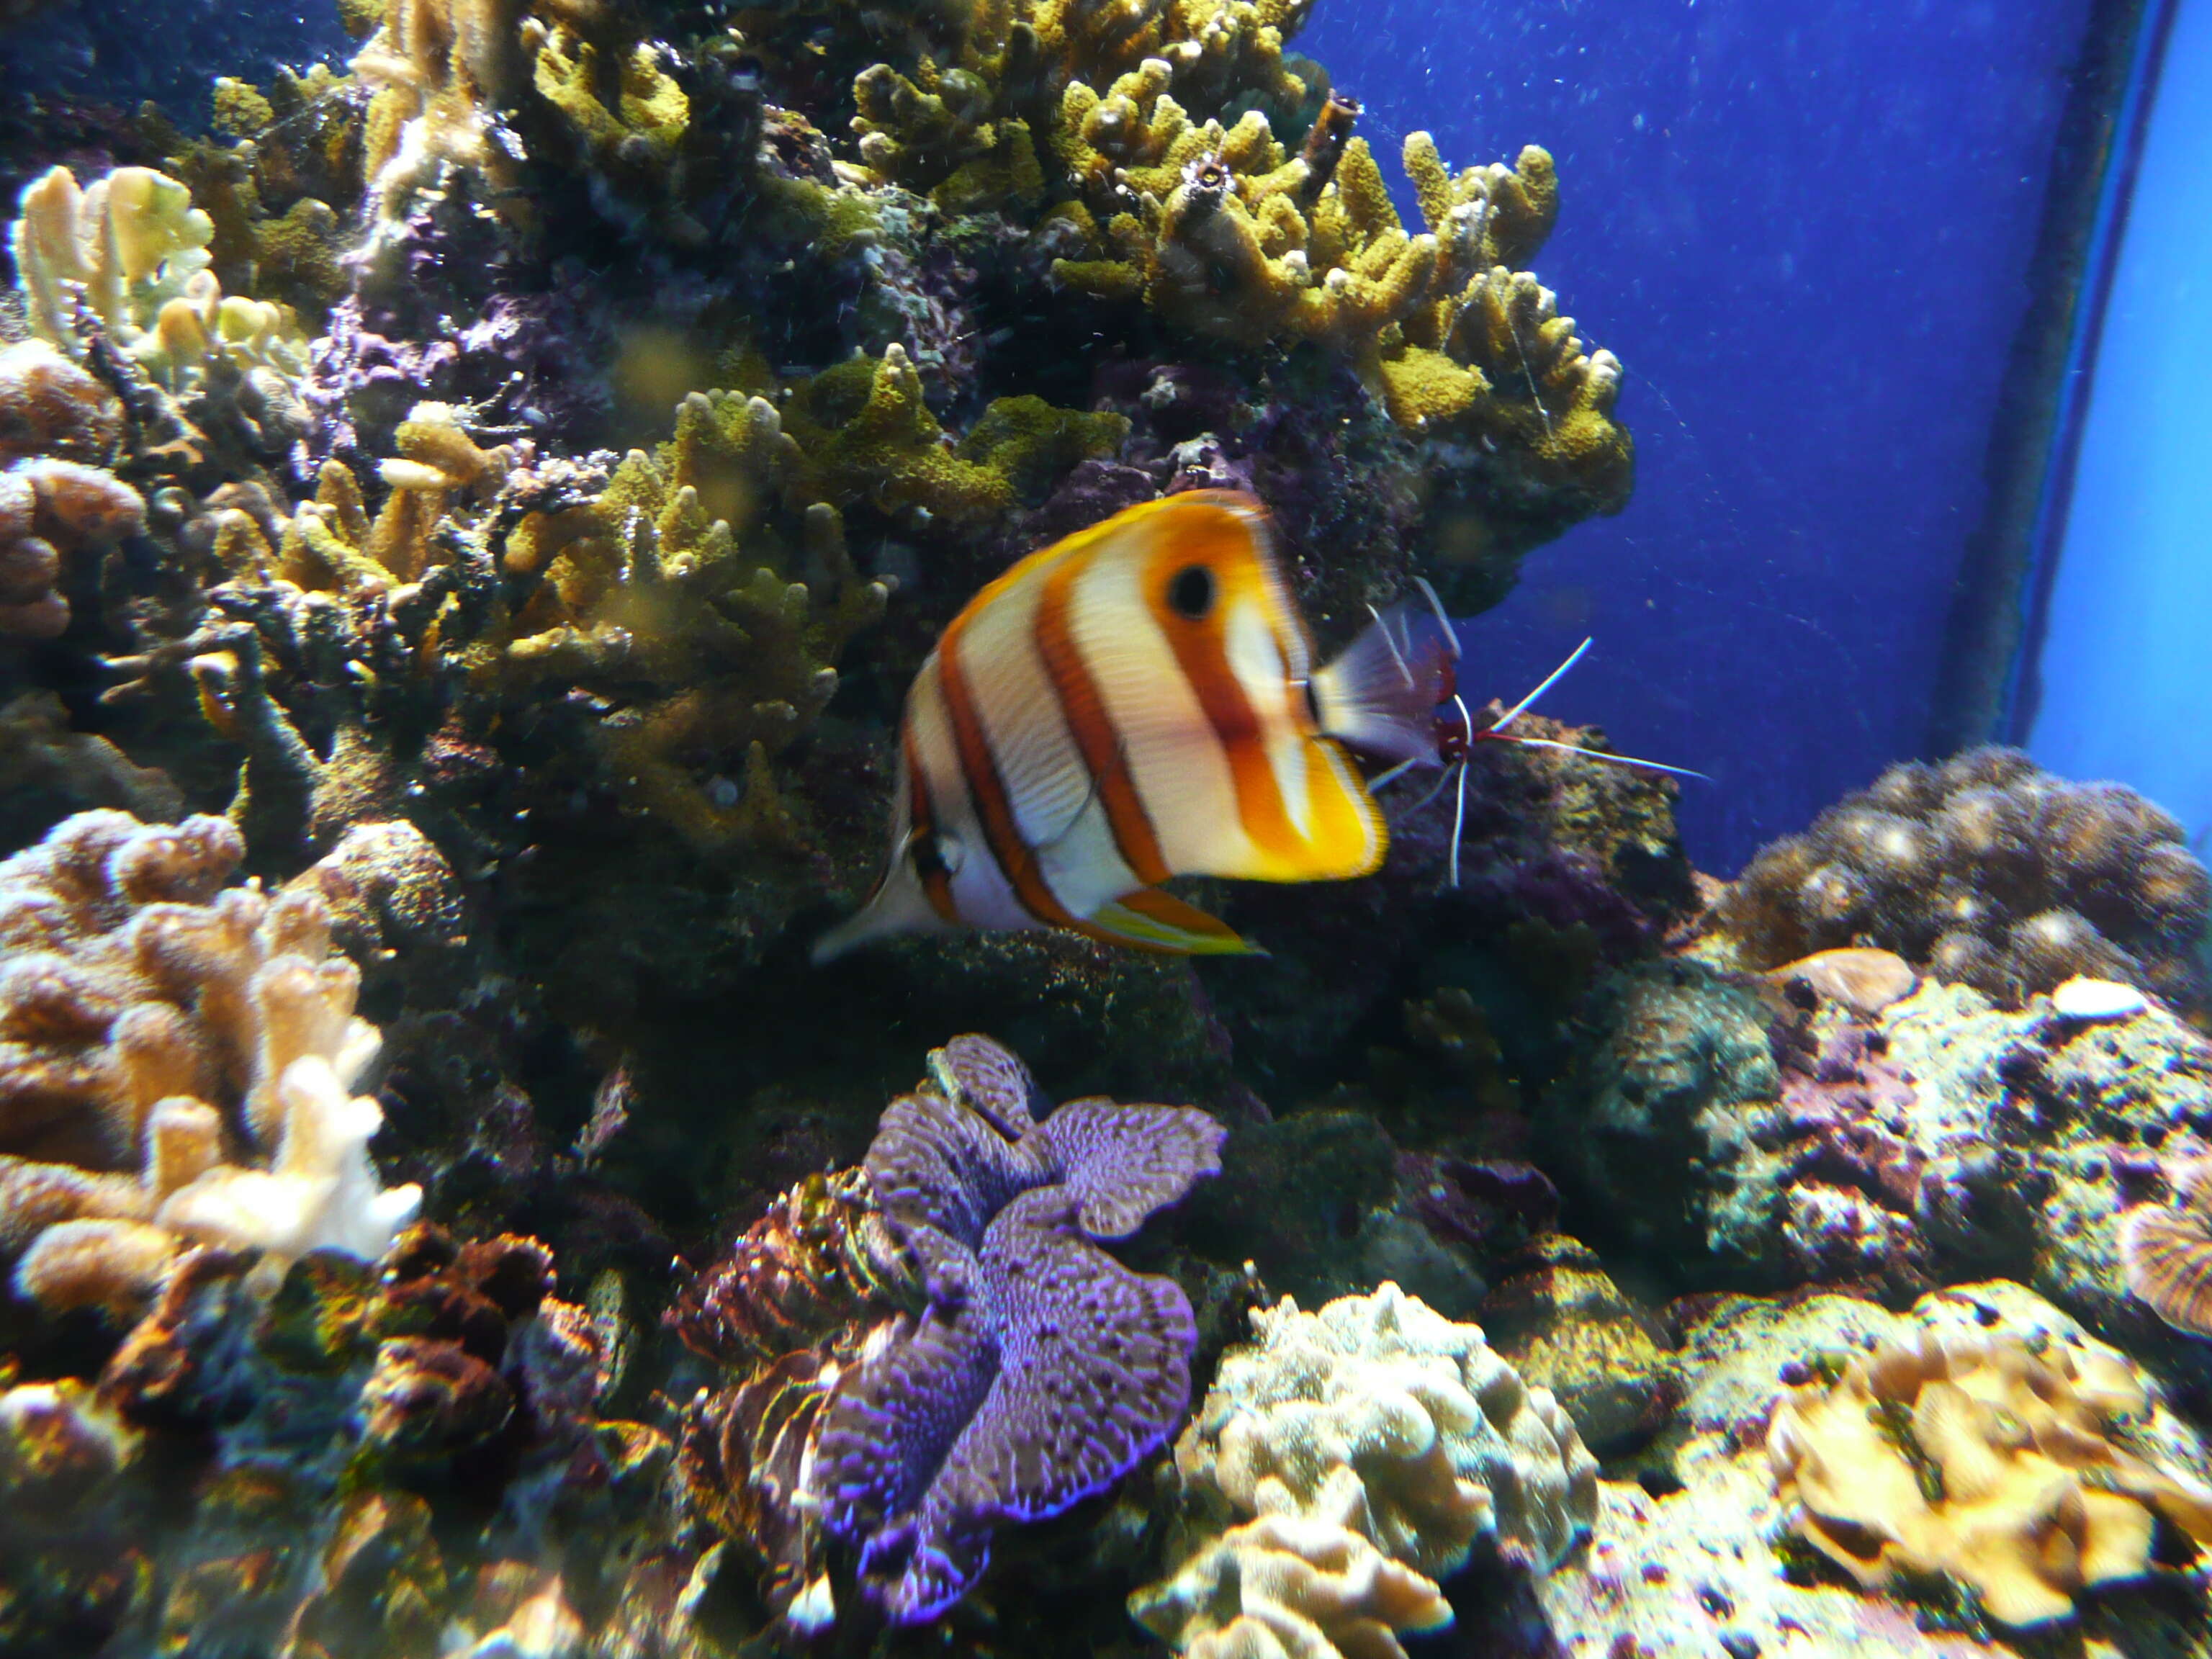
1035;545;1173;887
935;606;1082;930
1138;503;1320;873
814;490;1427;965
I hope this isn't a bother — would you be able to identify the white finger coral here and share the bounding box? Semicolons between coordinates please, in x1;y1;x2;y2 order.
0;810;427;1316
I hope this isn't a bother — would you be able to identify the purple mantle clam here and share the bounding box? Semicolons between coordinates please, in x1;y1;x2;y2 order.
809;1035;1226;1623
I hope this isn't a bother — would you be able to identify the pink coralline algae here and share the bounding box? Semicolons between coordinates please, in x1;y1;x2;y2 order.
1755;1020;1934;1287
806;1033;1225;1624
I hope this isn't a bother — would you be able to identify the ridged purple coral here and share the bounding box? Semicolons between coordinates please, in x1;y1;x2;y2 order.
809;1035;1224;1624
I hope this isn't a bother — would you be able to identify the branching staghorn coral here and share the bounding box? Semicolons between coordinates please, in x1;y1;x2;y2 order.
778;344;1130;525
112;391;891;859
0;811;432;1316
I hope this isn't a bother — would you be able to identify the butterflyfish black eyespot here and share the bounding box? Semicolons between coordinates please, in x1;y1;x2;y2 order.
1167;564;1215;620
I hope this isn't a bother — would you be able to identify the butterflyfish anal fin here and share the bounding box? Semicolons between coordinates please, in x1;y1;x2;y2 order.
1080;887;1262;956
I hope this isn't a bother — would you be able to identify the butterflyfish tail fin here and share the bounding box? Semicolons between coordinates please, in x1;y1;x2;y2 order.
810;859;949;965
1310;577;1457;767
1083;888;1262;956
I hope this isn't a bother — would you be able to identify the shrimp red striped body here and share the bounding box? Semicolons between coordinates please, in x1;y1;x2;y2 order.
812;490;1449;961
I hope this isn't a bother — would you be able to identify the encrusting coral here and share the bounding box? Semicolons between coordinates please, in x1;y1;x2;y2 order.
0;809;433;1315
1768;1310;2212;1627
1709;747;2212;1013
1134;1281;1596;1658
1133;1507;1454;1659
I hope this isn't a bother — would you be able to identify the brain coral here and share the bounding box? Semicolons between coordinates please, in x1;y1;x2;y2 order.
0;810;429;1315
1768;1316;2212;1627
1712;747;2211;1012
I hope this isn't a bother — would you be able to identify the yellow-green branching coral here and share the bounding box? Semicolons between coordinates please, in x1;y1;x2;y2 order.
780;345;1015;523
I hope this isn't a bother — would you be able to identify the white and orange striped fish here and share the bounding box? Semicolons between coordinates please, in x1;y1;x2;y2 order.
812;490;1452;962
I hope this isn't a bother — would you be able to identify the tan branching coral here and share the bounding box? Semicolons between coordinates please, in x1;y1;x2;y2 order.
0;338;124;467
351;0;532;233
1768;1317;2212;1626
0;454;145;641
0;811;428;1316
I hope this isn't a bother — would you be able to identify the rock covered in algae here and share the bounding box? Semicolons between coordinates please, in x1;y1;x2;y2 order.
1538;948;2212;1336
1478;1233;1678;1457
0;1222;666;1658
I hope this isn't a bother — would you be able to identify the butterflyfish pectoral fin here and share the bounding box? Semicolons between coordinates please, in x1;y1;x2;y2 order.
1080;887;1263;956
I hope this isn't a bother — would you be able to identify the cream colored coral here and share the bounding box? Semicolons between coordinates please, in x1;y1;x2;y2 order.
10;165;310;395
1130;1511;1452;1659
1181;1282;1597;1580
1768;1318;2212;1626
0;811;426;1314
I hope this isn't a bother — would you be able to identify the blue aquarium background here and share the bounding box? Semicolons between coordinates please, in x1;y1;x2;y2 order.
1304;0;2102;867
2;0;2141;869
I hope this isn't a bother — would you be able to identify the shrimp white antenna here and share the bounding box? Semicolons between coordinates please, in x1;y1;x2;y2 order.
1448;696;1474;886
1363;601;1416;691
1367;755;1422;792
1489;637;1591;734
1411;577;1461;660
1485;735;1710;780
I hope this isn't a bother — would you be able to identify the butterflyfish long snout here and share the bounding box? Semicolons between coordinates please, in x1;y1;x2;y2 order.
811;490;1452;963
